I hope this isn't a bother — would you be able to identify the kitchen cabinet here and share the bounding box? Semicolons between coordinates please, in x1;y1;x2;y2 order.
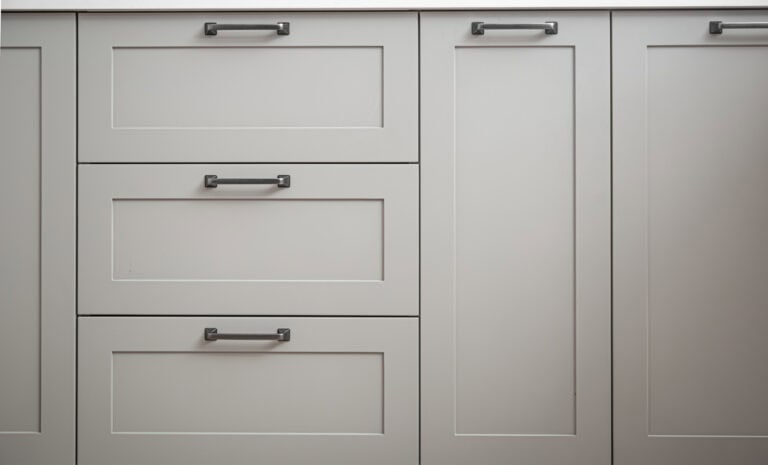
78;12;418;163
613;10;768;465
78;317;418;465
78;164;418;316
74;11;421;465
420;11;611;465
2;6;768;465
0;13;76;465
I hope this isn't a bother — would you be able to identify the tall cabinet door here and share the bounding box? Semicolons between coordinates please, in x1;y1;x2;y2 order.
614;10;768;465
0;13;76;465
421;11;611;465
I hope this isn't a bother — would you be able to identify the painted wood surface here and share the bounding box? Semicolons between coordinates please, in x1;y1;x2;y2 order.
613;9;768;465
421;10;611;465
0;13;76;465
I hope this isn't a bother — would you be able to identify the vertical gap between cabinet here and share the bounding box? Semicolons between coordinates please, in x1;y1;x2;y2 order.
609;10;615;465
417;11;423;465
75;12;79;465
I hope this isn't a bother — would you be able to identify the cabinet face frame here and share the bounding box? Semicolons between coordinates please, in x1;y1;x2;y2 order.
0;13;76;465
78;12;418;163
613;9;768;465
420;10;611;465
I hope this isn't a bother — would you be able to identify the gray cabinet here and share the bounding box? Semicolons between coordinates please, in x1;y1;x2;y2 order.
420;11;611;465
5;8;768;465
78;164;418;316
78;317;418;465
78;12;418;163
0;13;76;465
613;10;768;465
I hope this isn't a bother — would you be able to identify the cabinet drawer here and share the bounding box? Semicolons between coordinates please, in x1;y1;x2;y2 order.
78;164;418;315
79;12;417;162
78;317;418;465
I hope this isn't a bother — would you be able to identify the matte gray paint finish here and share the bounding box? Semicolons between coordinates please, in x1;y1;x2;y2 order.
614;9;768;465
78;12;418;162
78;164;418;315
78;317;418;465
0;13;76;465
112;198;384;280
454;44;576;436
111;46;384;128
421;10;611;465
0;46;41;434
111;352;384;433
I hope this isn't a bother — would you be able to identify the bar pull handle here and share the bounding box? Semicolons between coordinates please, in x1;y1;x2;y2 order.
204;22;290;36
710;21;768;34
204;328;291;342
472;21;558;35
204;175;291;188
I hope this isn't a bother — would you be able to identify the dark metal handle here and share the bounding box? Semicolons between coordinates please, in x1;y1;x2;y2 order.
472;21;558;35
204;22;290;36
204;175;290;188
710;21;768;34
204;328;291;341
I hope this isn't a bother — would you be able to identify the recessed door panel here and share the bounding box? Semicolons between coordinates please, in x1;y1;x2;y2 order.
454;45;576;436
0;45;42;435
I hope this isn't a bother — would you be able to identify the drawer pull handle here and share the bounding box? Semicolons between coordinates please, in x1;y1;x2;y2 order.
709;21;768;34
471;21;558;35
204;328;291;342
204;22;290;36
204;174;291;188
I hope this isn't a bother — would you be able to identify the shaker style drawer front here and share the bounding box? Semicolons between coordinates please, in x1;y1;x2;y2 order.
78;164;418;316
78;12;418;162
78;317;418;465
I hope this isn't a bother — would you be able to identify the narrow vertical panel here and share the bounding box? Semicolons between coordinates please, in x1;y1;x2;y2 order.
0;46;42;434
421;10;610;465
0;13;76;465
646;46;768;437
454;46;576;435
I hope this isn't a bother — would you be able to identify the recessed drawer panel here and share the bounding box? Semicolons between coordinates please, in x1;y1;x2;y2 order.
79;12;417;162
78;317;418;465
78;164;418;315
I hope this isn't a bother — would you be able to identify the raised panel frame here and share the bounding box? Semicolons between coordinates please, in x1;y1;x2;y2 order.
0;13;76;465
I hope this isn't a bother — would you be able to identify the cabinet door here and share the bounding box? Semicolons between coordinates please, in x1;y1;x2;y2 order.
614;10;768;465
78;164;418;316
79;12;417;163
421;11;611;465
78;317;418;465
0;13;75;465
